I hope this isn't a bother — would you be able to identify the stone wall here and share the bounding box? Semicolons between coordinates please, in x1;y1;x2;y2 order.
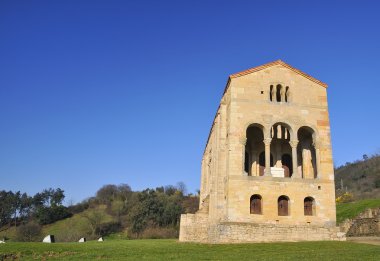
179;213;209;243
340;208;380;237
179;215;345;243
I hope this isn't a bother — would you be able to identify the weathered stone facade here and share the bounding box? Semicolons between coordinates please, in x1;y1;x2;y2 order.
179;60;345;243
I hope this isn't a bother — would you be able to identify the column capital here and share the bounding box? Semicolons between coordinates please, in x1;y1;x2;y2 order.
264;138;272;146
289;140;299;148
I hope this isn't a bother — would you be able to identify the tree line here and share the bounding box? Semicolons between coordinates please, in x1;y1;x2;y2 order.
0;183;199;241
0;188;70;230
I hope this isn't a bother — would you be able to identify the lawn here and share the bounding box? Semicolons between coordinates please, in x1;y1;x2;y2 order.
1;239;380;260
336;198;380;224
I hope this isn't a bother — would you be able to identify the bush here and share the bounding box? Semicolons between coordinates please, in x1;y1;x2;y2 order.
15;222;42;242
95;221;122;236
336;192;354;203
138;227;178;239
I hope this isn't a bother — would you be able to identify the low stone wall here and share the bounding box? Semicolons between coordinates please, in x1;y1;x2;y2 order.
179;213;209;243
212;222;344;243
179;214;345;243
340;208;380;237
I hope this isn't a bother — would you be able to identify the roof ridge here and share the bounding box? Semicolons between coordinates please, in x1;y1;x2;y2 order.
229;60;327;88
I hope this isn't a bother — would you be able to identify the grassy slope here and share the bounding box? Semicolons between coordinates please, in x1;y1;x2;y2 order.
336;198;380;224
0;205;115;242
0;240;380;261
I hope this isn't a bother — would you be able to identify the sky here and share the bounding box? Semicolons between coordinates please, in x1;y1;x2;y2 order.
1;0;380;204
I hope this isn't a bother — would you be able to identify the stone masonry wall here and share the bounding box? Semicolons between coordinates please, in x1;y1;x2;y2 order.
179;215;345;243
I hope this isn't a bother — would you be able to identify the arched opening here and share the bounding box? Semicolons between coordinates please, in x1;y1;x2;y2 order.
276;84;282;102
304;197;315;216
281;154;292;177
297;127;317;179
270;123;292;178
245;124;265;176
259;151;273;176
285;86;290;102
270;85;274;101
278;195;289;216
250;194;262;214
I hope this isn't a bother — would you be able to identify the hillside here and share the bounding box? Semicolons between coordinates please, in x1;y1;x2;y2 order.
336;198;380;224
335;154;380;200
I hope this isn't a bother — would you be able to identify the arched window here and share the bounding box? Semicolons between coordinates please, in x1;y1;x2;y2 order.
304;197;315;216
285;86;290;102
276;84;282;102
250;195;262;214
270;85;274;101
278;195;289;216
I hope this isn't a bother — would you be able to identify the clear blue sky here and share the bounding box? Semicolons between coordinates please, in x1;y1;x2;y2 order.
1;0;379;203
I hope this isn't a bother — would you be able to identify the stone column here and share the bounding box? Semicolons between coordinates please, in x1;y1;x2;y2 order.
313;141;321;179
264;138;272;176
290;140;299;178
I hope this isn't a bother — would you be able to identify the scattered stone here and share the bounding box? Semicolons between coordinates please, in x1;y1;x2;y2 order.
78;237;86;243
98;237;104;242
0;240;5;244
42;235;55;243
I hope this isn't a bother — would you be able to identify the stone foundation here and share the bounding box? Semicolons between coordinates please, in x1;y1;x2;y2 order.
180;213;345;243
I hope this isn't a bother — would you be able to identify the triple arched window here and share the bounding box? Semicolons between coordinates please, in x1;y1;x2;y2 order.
270;84;290;103
249;195;315;216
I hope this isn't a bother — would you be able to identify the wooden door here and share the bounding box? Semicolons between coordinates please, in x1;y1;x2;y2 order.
250;196;262;214
278;197;289;216
304;198;313;215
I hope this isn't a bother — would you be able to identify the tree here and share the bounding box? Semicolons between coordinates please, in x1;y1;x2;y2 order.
96;184;118;204
15;222;42;242
82;209;106;236
176;182;187;196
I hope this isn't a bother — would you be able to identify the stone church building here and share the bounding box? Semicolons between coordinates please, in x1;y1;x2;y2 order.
179;60;345;243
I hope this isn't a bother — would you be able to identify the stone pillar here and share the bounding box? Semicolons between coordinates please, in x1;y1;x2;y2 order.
290;140;299;178
313;141;321;179
264;138;272;176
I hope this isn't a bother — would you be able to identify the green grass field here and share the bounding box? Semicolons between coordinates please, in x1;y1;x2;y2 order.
1;239;380;260
336;198;380;224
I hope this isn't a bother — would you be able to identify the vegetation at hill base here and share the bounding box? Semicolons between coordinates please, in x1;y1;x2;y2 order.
0;183;198;242
1;239;380;261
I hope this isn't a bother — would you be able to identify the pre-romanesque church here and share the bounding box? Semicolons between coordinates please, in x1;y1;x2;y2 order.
179;60;345;243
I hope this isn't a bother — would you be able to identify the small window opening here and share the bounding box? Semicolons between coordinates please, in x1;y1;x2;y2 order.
318;186;321;190
261;91;264;94
270;85;274;101
285;86;289;102
276;85;282;102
